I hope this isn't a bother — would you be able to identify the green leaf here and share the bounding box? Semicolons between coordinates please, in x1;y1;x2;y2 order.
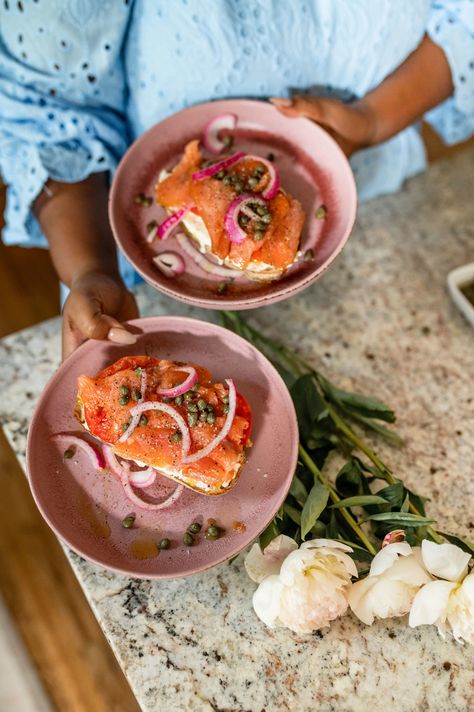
259;519;280;550
290;375;328;441
405;488;429;517
362;512;434;527
310;520;326;537
289;476;308;507
401;494;410;512
327;511;339;539
330;495;389;509
336;539;374;563
346;412;404;446
438;532;474;556
317;374;396;423
283;503;302;526
301;481;330;539
376;481;404;508
335;460;371;497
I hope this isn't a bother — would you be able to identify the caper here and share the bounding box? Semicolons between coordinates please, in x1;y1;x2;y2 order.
192;382;200;391
205;525;220;540
146;220;158;233
162;396;173;403
169;431;182;444
139;415;148;426
255;221;268;231
261;212;272;224
217;281;228;294
134;192;146;204
315;204;327;220
199;411;208;422
63;448;74;460
207;412;216;425
131;387;141;402
187;402;198;413
197;398;207;411
159;538;171;550
188;522;201;534
255;205;267;217
216;170;226;180
247;176;259;188
238;214;250;227
254;230;265;241
142;196;153;207
222;135;234;149
266;152;275;161
188;412;198;427
183;392;193;402
223;395;230;404
206;404;214;413
122;514;135;529
121;421;130;431
119;385;130;396
303;248;315;262
223;404;229;415
234;180;243;192
118;395;129;406
254;164;265;175
174;395;183;406
223;176;232;186
134;368;143;376
183;532;194;546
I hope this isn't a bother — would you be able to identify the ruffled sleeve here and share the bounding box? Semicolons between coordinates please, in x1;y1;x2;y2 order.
425;1;474;144
0;2;132;246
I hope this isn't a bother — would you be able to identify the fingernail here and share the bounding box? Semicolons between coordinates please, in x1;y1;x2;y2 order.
108;328;137;345
270;97;292;107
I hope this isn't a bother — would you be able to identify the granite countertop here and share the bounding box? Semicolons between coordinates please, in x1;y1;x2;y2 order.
1;149;474;711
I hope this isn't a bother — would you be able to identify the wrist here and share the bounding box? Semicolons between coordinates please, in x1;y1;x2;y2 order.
70;266;123;290
351;98;379;148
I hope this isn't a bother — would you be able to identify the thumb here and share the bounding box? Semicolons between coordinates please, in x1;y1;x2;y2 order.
271;95;342;129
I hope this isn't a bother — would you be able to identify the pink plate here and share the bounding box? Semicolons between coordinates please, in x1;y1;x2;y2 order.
109;99;357;309
26;316;298;579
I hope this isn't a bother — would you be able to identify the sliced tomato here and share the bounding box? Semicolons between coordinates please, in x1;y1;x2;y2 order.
235;392;252;446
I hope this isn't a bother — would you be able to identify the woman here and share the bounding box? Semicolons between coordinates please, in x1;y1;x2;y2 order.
1;0;473;357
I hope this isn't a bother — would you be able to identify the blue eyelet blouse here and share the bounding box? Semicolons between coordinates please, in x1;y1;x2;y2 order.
0;0;473;288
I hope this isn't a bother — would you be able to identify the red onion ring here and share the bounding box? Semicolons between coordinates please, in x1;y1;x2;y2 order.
158;206;192;240
224;194;268;244
244;155;280;200
153;252;185;277
202;113;237;154
51;433;105;470
119;402;191;460
120;471;184;511
182;379;236;464
103;446;157;488
156;366;198;398
175;233;243;279
191;152;245;182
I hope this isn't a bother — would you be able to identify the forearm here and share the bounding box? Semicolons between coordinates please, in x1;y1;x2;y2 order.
33;172;120;287
357;34;454;146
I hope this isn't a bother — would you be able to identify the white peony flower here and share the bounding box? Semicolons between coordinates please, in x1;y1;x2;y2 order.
409;540;474;644
251;539;357;634
348;542;432;625
244;535;298;583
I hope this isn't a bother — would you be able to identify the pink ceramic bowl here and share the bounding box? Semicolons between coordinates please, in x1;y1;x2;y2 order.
26;316;298;579
109;99;357;309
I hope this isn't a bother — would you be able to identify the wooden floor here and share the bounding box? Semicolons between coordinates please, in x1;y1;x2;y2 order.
0;124;473;712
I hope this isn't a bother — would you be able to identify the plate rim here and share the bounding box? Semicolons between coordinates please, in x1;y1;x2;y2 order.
109;98;357;310
26;315;299;579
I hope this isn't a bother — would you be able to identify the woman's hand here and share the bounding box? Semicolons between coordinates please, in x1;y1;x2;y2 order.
270;96;376;158
62;271;139;360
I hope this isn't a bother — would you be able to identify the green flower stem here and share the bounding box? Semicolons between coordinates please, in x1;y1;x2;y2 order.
299;444;377;556
323;401;444;545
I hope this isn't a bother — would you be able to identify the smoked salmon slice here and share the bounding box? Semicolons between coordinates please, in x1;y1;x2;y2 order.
155;141;305;276
75;356;252;495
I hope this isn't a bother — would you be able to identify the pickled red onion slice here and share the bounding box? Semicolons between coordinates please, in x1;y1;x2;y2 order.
156;366;198;397
176;232;243;278
119;402;191;460
224;194;268;244
244;155;280;200
51;433;105;470
182;379;236;464
202;112;237;154
158;206;192;240
191;152;245;181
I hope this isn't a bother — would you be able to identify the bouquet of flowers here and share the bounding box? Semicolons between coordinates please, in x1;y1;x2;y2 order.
220;312;474;644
